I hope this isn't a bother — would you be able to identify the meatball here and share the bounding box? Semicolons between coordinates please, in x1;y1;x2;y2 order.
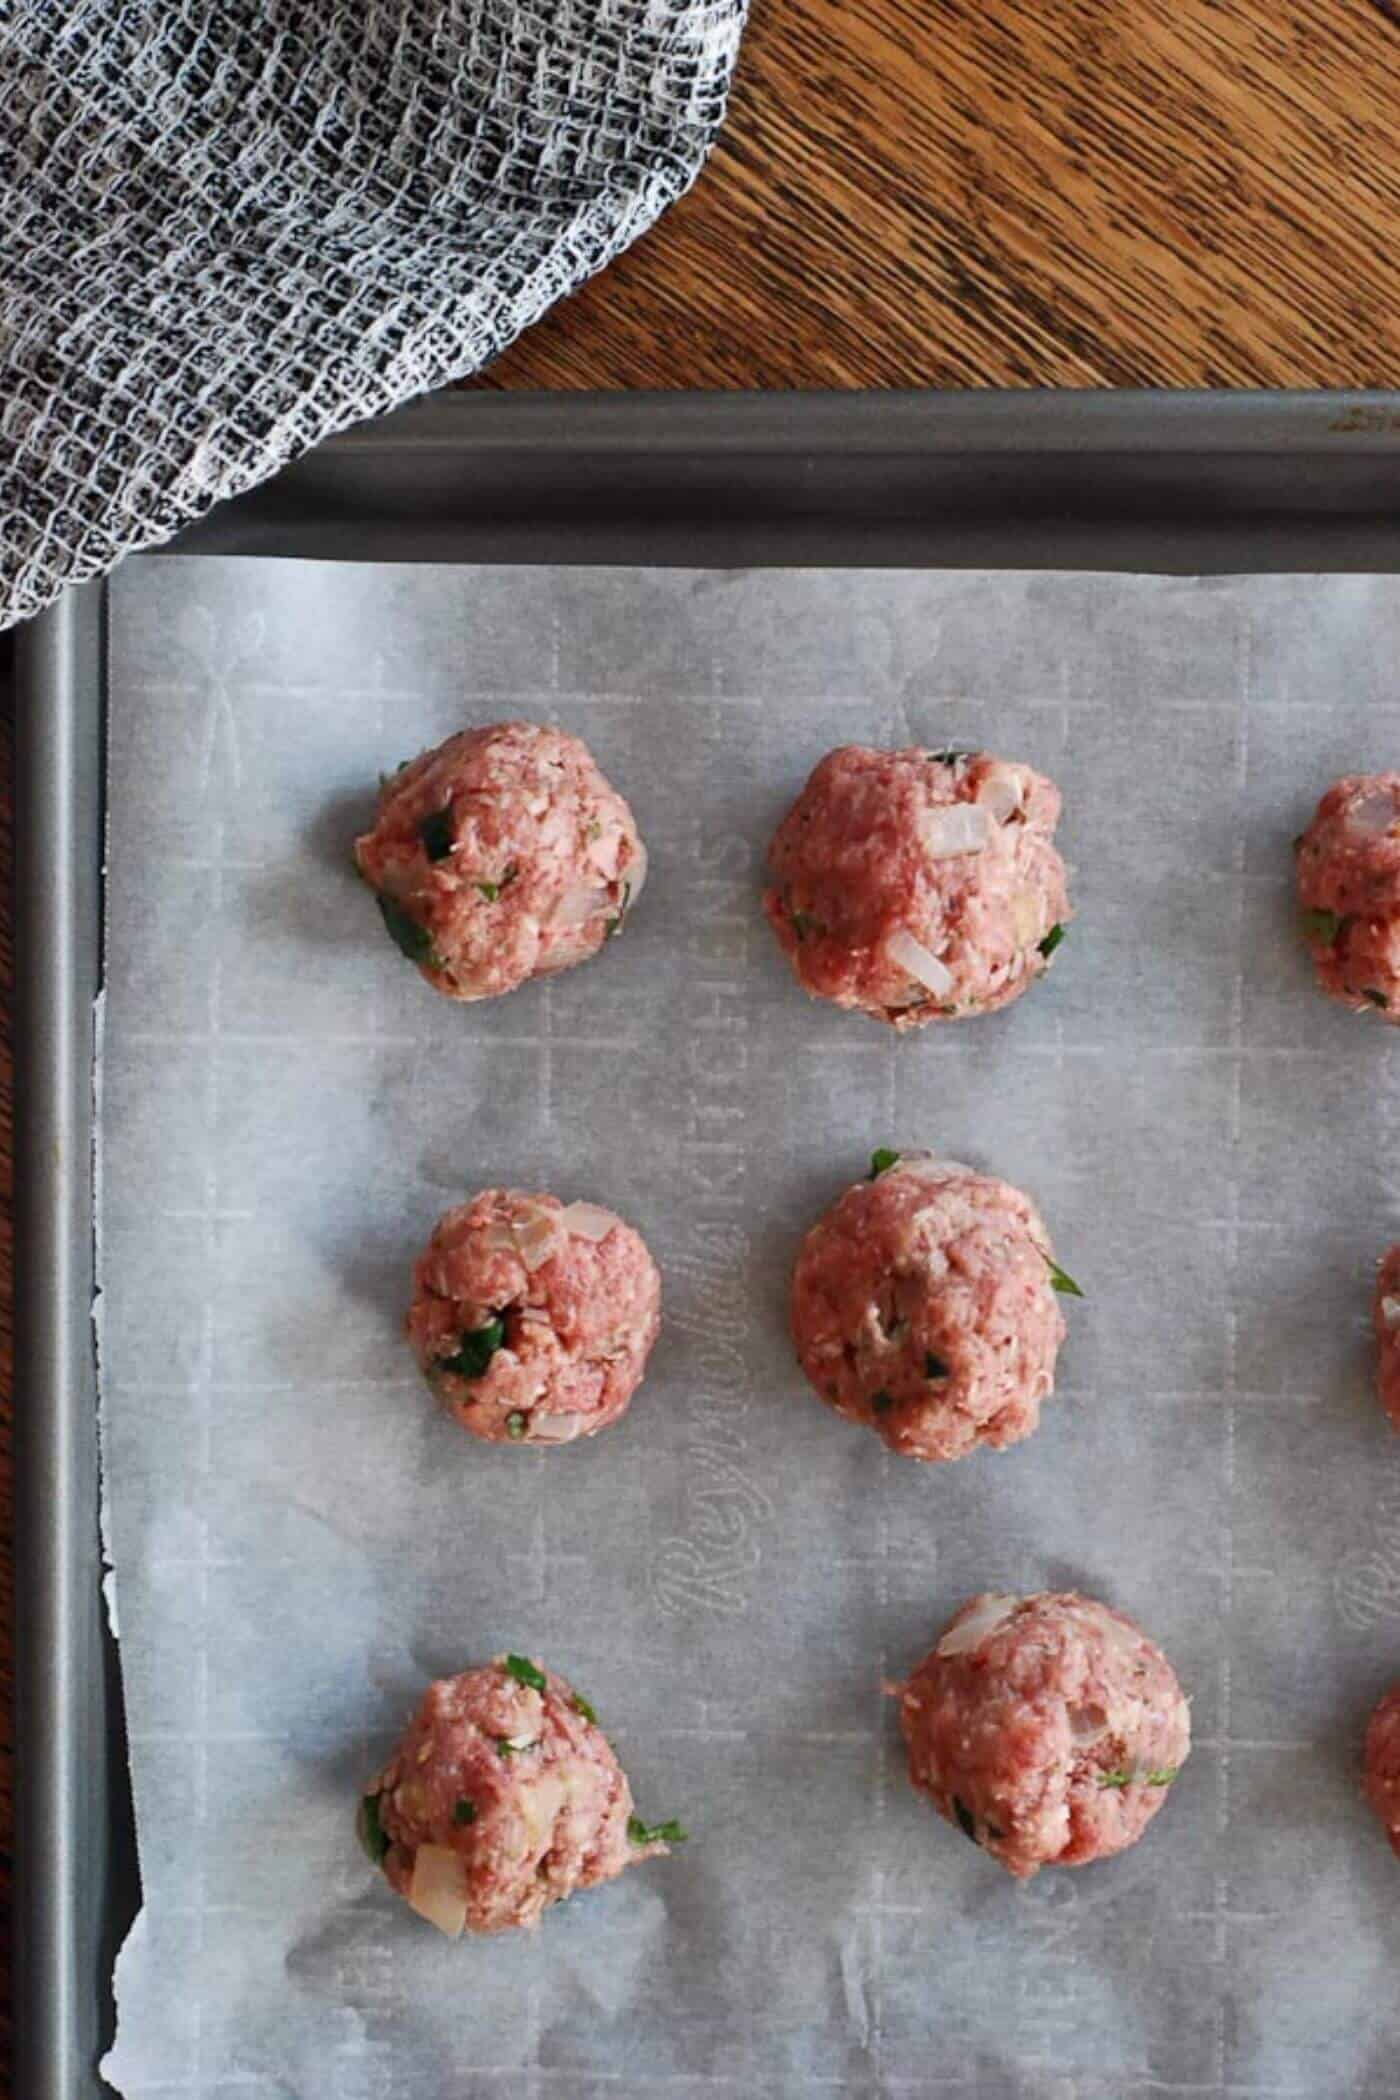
790;1152;1071;1462
1364;1685;1400;1861
1374;1243;1400;1433
895;1592;1191;1879
408;1188;661;1446
354;721;646;1001
358;1656;678;1935
764;745;1070;1029
1296;773;1400;1020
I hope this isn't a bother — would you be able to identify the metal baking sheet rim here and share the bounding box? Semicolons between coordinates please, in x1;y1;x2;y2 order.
15;386;1400;2100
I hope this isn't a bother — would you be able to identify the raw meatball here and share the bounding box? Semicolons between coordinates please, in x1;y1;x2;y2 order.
355;721;646;1000
895;1592;1191;1879
358;1656;679;1935
1364;1685;1400;1860
1374;1243;1400;1433
764;745;1070;1029
790;1152;1071;1462
408;1188;661;1446
1296;774;1400;1020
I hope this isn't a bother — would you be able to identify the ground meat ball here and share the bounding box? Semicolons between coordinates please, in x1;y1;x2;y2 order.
359;1657;674;1935
790;1153;1070;1462
408;1189;661;1446
354;721;646;1001
1296;774;1400;1020
895;1592;1191;1879
1364;1685;1400;1861
764;745;1070;1029
1374;1243;1400;1433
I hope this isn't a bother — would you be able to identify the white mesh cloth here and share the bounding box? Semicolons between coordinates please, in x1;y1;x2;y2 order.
0;0;747;632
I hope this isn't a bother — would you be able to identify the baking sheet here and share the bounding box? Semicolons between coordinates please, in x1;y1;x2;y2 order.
99;554;1400;2100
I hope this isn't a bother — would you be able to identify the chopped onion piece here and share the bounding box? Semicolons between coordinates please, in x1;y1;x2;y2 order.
529;1411;586;1442
558;1201;618;1242
936;1594;1021;1658
407;1844;468;1938
512;1215;558;1272
977;768;1023;823
1012;889;1042;948
921;802;992;859
884;928;954;998
483;1221;517;1252
1382;1296;1400;1331
1350;787;1399;836
625;839;649;905
551;884;612;928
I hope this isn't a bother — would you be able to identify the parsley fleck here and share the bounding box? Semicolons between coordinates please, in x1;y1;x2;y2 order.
572;1692;599;1726
451;1798;477;1826
1364;988;1389;1010
924;1353;948;1380
951;1796;978;1843
628;1814;688;1846
1097;1770;1133;1790
1098;1766;1178;1789
495;1736;537;1757
869;1148;900;1178
356;1790;390;1865
476;879;500;902
791;909;825;941
1038;922;1066;960
1045;1255;1084;1299
504;1654;547;1691
1145;1767;1179;1786
419;809;454;862
436;1317;505;1380
375;892;439;968
871;1390;895;1414
505;1411;528;1440
1300;907;1344;947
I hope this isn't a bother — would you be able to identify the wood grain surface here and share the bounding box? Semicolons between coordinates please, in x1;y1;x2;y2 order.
2;0;1398;2086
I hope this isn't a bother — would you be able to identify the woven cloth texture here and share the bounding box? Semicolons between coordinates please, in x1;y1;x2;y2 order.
0;0;746;631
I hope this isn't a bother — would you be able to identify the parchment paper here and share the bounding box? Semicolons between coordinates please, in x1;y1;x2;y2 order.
100;556;1400;2100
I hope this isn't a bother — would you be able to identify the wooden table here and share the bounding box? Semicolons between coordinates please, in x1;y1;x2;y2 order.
1;0;1397;2081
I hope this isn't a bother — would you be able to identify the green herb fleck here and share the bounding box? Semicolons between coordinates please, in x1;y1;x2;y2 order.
504;1654;547;1692
951;1796;978;1843
1098;1766;1179;1789
375;892;439;968
791;909;825;942
419;809;454;862
871;1390;895;1414
924;1354;948;1380
476;879;500;902
869;1148;900;1179
451;1797;477;1826
1300;907;1344;947
1038;922;1066;960
437;1316;505;1381
505;1411;528;1440
1045;1256;1084;1299
604;880;633;941
586;821;603;843
495;1736;537;1757
572;1692;599;1726
628;1814;688;1846
1363;988;1389;1010
356;1790;390;1865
